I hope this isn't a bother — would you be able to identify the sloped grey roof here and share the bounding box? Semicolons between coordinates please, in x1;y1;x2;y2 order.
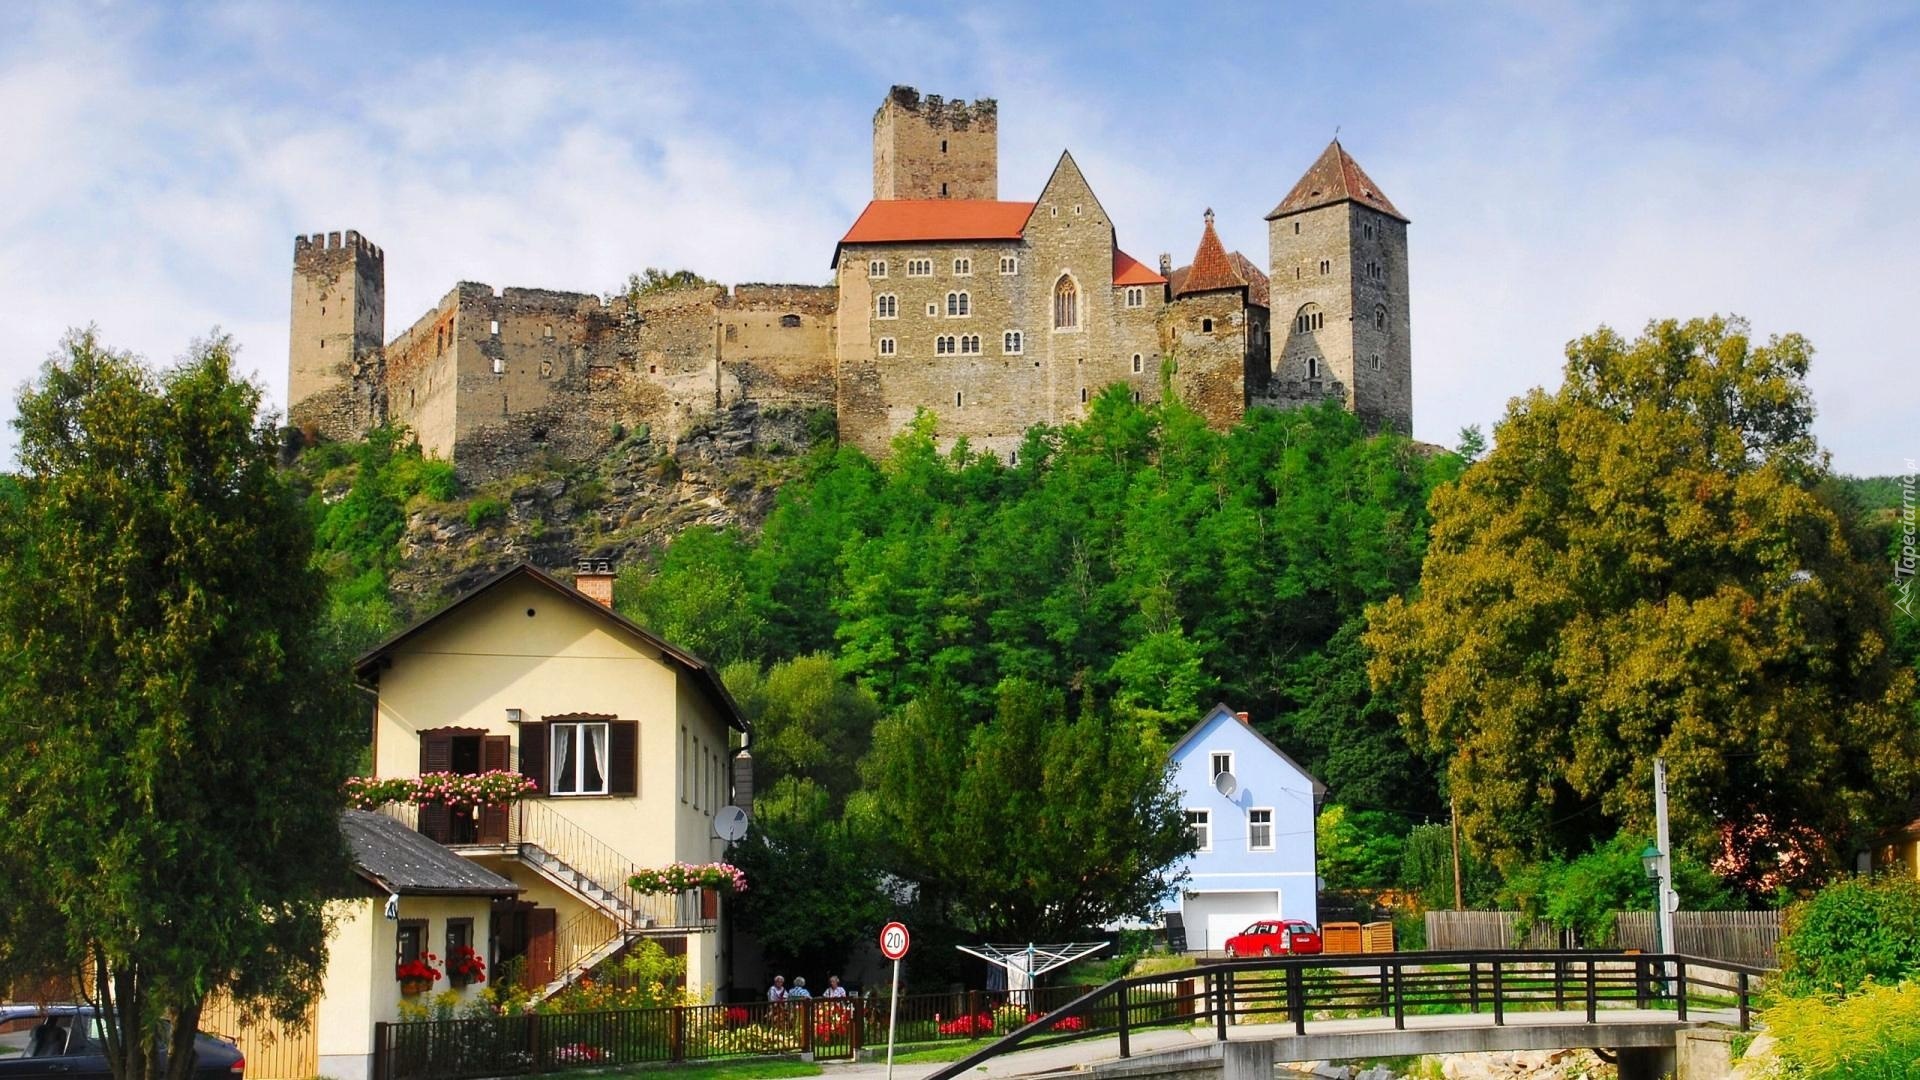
342;810;522;897
1169;703;1328;799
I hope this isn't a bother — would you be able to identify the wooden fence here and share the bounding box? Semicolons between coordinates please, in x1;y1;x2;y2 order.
190;995;321;1080
1425;910;1781;966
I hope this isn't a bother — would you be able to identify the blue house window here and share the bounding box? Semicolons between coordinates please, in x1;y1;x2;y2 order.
1249;808;1274;851
1210;752;1234;779
1186;809;1211;852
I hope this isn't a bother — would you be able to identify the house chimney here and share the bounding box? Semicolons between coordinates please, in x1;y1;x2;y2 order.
1158;252;1173;277
1235;711;1251;724
574;556;616;608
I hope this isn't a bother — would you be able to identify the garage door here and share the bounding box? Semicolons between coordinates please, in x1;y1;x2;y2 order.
1181;890;1279;953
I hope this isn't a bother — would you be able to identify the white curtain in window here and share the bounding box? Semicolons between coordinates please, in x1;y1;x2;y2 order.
553;725;577;794
586;724;609;793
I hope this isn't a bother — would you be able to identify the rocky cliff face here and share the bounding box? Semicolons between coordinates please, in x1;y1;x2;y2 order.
375;402;821;611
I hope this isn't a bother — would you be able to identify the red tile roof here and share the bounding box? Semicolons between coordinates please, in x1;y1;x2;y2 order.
1169;251;1270;308
1266;140;1407;222
839;199;1036;245
1113;248;1166;286
1174;210;1246;297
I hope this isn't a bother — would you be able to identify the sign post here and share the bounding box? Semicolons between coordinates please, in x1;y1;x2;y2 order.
879;922;910;1080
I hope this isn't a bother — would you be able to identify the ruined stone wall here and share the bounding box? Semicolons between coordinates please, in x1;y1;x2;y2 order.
289;231;384;439
384;289;461;458
718;285;837;412
1161;291;1250;430
873;86;998;200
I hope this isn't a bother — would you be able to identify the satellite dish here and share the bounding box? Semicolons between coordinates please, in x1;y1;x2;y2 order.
1213;770;1238;798
714;805;750;843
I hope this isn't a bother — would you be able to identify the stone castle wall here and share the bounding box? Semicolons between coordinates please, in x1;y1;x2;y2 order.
873;86;998;200
289;231;385;440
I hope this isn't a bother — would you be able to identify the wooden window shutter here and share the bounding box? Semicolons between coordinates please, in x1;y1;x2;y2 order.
518;722;548;794
480;736;512;842
609;721;638;797
418;730;454;843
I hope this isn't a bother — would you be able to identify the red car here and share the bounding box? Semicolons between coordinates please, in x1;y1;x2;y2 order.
1224;920;1323;957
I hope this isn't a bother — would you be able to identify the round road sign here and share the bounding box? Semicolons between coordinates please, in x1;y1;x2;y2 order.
879;921;910;960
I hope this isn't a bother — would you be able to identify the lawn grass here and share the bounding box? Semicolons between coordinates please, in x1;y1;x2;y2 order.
594;1060;823;1080
884;1043;986;1064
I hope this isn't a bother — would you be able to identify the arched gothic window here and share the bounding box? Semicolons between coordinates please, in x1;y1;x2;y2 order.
1053;276;1078;329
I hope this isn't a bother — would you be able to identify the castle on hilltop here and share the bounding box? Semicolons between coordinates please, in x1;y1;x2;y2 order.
289;86;1411;479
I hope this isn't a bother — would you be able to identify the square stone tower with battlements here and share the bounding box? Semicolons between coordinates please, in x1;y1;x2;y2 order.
873;85;998;200
289;230;386;439
1264;141;1412;435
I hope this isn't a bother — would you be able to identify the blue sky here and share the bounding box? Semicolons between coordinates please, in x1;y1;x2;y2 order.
2;1;1916;474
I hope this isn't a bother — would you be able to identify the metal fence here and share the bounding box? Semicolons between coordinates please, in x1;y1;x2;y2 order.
1425;910;1781;965
370;986;1095;1080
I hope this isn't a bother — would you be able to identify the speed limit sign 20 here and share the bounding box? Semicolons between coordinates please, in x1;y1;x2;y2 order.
879;921;910;960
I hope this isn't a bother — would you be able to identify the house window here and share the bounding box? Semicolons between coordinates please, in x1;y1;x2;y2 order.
876;294;897;319
1249;808;1275;851
946;291;970;317
445;918;476;986
396;919;428;978
1054;276;1078;329
679;726;687;802
1186;809;1211;852
1000;255;1019;275
1297;305;1325;333
1131;353;1143;373
908;259;933;277
1003;330;1023;354
879;337;896;356
550;721;609;795
869;259;888;278
1125;286;1145;308
953;257;972;276
1202;318;1214;333
1211;752;1234;779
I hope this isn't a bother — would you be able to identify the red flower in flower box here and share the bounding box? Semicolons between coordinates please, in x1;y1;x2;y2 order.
448;945;486;985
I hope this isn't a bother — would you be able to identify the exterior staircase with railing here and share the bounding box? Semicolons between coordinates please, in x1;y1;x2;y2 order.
377;799;715;1000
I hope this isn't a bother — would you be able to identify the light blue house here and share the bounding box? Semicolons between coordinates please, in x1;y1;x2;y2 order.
1164;704;1325;952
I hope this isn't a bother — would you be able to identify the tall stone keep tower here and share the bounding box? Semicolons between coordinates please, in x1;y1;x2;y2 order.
289;230;385;440
872;85;998;200
1265;141;1411;434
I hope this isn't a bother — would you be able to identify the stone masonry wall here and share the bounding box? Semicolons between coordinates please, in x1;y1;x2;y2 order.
1347;207;1413;434
383;288;461;459
1268;202;1355;414
289;231;385;440
1162;291;1250;430
873;86;998;200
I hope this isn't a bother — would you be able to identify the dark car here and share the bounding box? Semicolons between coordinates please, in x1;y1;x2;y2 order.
0;1005;243;1080
1223;919;1324;957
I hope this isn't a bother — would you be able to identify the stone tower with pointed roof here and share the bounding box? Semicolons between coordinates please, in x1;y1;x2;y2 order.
1264;141;1411;435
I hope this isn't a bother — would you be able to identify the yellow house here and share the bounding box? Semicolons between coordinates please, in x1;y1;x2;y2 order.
317;810;523;1080
338;561;748;1020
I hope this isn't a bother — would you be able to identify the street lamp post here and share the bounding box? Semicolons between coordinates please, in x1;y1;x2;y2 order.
1640;844;1664;952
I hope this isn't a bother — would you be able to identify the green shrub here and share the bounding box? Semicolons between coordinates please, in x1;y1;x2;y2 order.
1778;875;1920;997
1764;980;1920;1077
467;496;507;529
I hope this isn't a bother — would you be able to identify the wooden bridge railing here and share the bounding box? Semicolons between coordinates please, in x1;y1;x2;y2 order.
922;950;1771;1080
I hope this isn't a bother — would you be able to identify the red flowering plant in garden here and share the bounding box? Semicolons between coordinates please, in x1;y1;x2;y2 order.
551;1044;605;1064
936;1013;993;1037
396;952;441;983
813;1005;852;1041
723;1006;752;1028
448;945;487;985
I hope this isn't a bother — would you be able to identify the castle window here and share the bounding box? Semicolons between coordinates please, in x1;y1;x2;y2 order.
1308;357;1321;379
1053;276;1079;330
936;335;956;355
941;182;948;196
1125;286;1145;308
1374;305;1387;330
1319;259;1331;275
941;139;948;153
1297;304;1325;333
1294;222;1301;235
649;364;658;373
1003;331;1023;355
869;259;888;278
1367;260;1382;281
1202;318;1214;333
1370;354;1382;370
876;294;898;319
928;303;938;316
1364;223;1375;239
543;324;554;339
879;337;895;356
1000;255;1019;275
908;258;932;277
491;357;505;376
1132;390;1142;403
947;291;970;317
780;314;802;328
955;391;963;407
1080;387;1088;404
1132;353;1143;373
490;319;500;336
953;258;972;276
1073;204;1082;215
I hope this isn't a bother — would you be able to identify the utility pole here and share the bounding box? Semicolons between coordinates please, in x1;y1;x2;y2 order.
1654;758;1678;961
1450;796;1464;911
